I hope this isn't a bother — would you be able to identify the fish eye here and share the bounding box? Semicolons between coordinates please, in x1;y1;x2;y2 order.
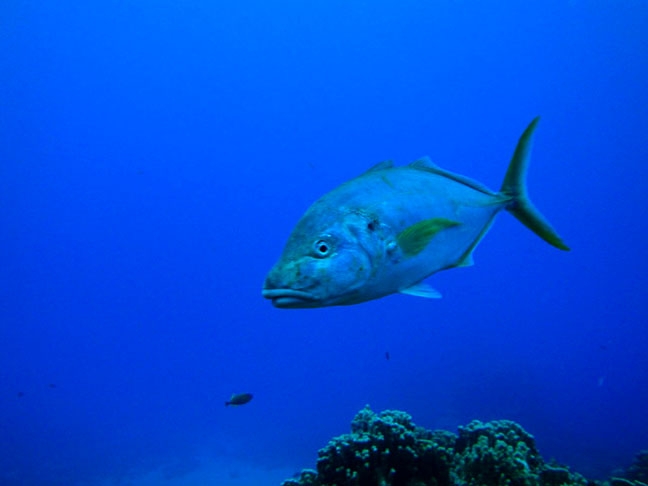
313;239;331;257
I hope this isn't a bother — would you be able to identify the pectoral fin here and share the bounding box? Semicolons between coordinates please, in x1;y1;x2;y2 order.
400;282;442;299
397;218;460;257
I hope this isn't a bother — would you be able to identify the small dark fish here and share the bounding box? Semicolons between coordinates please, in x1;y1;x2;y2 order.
48;383;57;388
17;391;25;398
225;393;253;407
385;351;390;361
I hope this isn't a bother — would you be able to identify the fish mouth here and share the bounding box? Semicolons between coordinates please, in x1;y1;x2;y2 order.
262;288;318;308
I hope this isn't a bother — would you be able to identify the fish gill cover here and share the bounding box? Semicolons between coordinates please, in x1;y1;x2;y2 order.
0;0;647;485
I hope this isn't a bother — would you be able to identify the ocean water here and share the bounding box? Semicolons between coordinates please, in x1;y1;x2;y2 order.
1;0;647;484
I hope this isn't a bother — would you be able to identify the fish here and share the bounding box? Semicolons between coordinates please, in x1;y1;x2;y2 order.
263;117;569;309
225;392;253;407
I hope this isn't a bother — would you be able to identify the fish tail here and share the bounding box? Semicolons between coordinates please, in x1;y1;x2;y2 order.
500;117;570;251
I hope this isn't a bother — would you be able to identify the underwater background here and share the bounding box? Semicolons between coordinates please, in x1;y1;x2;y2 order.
1;0;647;484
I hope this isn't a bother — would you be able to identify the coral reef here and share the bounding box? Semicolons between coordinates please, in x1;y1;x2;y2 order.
282;405;593;486
611;450;648;486
453;419;543;486
310;406;452;486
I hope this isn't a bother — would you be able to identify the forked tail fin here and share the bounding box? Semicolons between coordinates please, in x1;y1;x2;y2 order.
500;117;570;251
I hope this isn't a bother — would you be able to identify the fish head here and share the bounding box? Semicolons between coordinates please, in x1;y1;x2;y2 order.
263;209;379;308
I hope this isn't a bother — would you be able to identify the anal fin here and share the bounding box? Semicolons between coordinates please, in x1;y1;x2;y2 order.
457;253;474;268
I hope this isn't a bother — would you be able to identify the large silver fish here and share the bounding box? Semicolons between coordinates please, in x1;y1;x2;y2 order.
263;118;569;308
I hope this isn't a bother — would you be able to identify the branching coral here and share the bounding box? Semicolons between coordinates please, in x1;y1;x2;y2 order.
282;406;595;486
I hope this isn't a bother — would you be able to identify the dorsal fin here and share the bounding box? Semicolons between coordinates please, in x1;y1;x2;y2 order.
363;160;394;174
409;156;499;197
409;156;440;170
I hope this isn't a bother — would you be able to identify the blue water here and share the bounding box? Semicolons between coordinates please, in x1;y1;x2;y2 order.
1;1;647;484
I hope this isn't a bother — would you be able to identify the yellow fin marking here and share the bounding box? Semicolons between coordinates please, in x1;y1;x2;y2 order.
397;218;460;257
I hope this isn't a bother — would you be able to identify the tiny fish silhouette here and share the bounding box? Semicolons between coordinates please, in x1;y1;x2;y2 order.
385;351;390;361
225;393;253;407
